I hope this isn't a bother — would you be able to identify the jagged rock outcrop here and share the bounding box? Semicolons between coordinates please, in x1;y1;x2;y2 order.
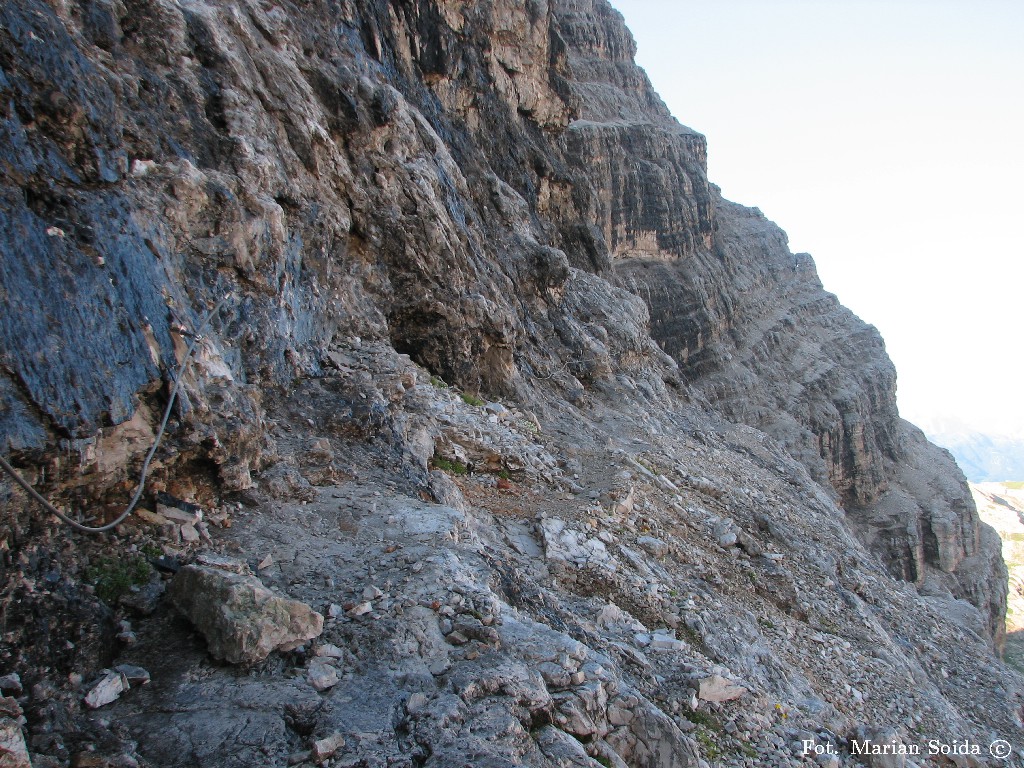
0;0;1020;766
552;0;714;264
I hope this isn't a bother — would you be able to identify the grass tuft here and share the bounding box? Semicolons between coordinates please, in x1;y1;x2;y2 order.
433;457;468;475
85;555;152;604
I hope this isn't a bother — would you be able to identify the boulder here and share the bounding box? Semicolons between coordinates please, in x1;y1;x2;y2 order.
168;564;323;664
311;732;346;762
697;674;747;703
638;536;669;557
0;697;29;767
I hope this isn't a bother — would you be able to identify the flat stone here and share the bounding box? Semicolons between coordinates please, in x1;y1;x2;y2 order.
311;732;346;761
158;504;201;525
346;601;373;617
316;643;345;659
134;508;170;526
180;523;201;543
697;674;747;703
307;659;339;692
649;635;686;652
84;670;129;709
168;565;323;664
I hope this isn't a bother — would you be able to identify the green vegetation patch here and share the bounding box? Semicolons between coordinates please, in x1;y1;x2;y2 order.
460;393;485;407
682;709;722;731
518;418;540;434
433;457;468;475
85;554;153;604
694;728;722;760
736;739;758;759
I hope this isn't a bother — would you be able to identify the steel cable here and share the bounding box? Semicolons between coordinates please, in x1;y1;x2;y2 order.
0;294;229;533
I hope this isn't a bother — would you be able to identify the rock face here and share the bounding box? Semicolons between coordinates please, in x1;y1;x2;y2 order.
0;0;1020;766
552;0;714;265
619;198;1006;639
168;563;323;664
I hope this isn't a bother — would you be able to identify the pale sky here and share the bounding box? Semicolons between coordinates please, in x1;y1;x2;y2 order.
611;0;1024;437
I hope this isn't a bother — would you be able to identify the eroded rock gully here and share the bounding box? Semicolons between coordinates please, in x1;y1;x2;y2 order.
0;1;1019;766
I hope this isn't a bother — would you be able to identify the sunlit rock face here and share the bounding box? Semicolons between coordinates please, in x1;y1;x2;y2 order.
552;0;715;262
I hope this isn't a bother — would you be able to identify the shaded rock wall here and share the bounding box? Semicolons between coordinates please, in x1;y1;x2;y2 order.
0;0;677;520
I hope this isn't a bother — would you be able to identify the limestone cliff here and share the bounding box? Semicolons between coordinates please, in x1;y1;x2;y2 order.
0;1;1020;766
542;3;1005;636
618;199;1007;640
